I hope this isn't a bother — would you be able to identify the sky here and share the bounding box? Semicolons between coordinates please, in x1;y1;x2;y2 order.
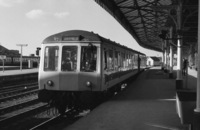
0;0;161;56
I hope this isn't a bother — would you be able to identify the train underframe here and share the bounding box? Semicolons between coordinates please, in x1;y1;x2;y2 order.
38;84;124;114
38;72;140;115
38;89;107;114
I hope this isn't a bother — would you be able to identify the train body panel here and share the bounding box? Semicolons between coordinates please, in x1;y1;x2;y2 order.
100;42;140;91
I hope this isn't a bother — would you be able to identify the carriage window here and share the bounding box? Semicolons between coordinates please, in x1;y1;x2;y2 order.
44;46;59;71
121;53;125;70
104;50;107;70
114;51;118;71
108;50;114;71
61;46;77;71
80;46;97;72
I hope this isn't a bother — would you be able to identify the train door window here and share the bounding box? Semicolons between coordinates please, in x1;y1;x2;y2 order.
61;46;77;71
80;45;97;72
44;46;59;71
108;50;114;71
104;49;107;70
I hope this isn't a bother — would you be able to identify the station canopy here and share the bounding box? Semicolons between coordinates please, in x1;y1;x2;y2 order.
95;0;198;53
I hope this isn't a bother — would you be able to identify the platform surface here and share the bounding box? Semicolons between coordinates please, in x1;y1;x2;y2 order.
0;68;38;76
64;67;190;130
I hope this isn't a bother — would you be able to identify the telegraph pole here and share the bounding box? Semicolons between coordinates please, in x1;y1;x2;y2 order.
16;44;28;71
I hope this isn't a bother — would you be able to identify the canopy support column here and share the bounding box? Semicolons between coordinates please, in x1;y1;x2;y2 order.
169;27;173;78
164;41;167;70
169;45;173;78
161;42;165;70
176;2;183;89
193;0;200;129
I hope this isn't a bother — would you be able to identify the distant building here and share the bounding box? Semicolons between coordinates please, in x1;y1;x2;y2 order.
147;56;161;66
0;45;20;56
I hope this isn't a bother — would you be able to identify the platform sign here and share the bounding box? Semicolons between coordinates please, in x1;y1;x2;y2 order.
0;55;6;59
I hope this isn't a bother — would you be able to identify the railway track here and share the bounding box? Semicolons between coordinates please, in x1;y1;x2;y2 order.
0;83;41;117
0;82;56;130
0;89;39;103
0;103;51;130
0;82;38;97
0;80;130;130
30;109;90;130
0;97;38;114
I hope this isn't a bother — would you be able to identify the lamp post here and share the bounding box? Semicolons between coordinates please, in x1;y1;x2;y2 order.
16;44;28;71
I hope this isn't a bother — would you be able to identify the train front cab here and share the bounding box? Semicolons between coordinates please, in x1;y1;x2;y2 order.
38;42;102;103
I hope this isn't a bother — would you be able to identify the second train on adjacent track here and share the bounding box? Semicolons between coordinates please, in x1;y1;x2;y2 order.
38;30;146;114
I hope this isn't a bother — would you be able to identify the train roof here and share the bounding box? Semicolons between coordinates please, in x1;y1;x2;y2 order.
43;30;101;43
43;30;145;56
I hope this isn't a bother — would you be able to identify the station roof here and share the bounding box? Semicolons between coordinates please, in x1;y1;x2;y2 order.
95;0;198;53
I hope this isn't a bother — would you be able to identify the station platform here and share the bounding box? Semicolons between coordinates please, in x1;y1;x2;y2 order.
64;66;194;130
0;68;38;76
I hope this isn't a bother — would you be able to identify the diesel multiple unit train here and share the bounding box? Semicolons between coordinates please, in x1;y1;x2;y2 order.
38;30;146;114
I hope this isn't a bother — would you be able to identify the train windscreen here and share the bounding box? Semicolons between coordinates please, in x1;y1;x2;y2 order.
61;46;77;71
44;46;59;71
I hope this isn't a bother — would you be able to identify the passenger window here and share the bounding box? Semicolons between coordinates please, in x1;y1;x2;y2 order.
134;54;138;68
80;45;97;72
108;50;114;71
104;50;107;70
44;46;59;71
61;46;77;71
121;53;125;70
114;51;118;71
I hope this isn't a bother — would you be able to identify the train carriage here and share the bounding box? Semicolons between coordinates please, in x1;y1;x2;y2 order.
38;30;146;113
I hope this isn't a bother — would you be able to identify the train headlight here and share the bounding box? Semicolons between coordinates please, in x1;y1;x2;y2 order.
86;81;92;87
47;80;54;87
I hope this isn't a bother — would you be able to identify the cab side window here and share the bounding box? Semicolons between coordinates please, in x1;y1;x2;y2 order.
80;46;97;72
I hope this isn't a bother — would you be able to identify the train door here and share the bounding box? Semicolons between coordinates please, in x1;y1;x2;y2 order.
60;45;79;90
102;47;107;90
39;45;60;90
78;44;101;91
101;45;112;90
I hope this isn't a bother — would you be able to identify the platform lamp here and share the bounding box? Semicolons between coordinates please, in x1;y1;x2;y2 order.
16;44;28;71
36;47;41;56
36;47;41;68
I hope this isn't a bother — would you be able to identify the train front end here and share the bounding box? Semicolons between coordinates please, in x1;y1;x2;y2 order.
38;30;102;112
